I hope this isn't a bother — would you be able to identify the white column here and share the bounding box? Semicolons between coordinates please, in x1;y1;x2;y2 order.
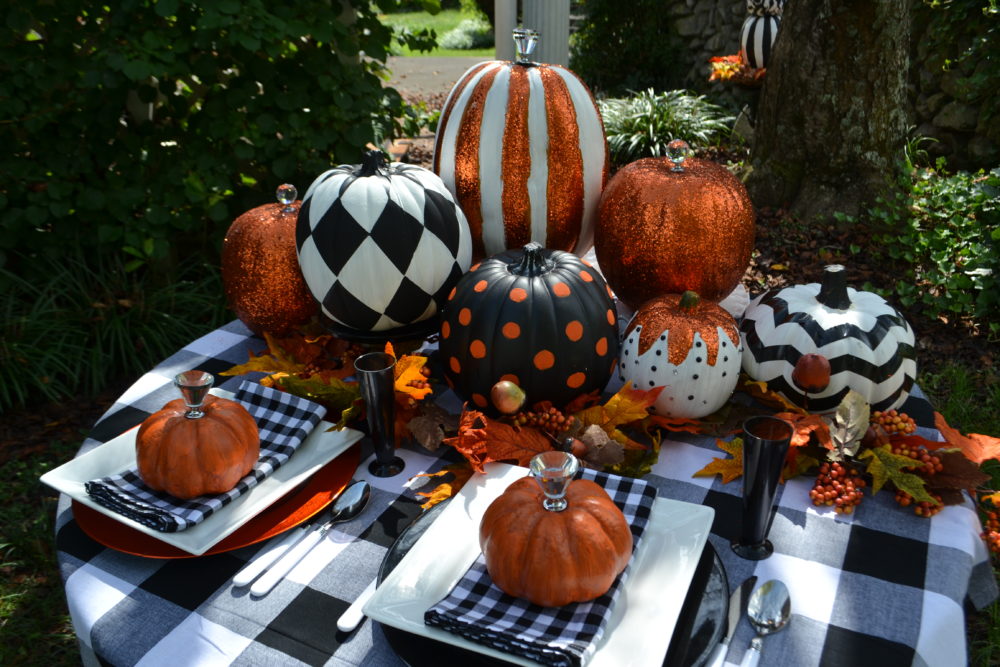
522;0;570;66
494;0;517;61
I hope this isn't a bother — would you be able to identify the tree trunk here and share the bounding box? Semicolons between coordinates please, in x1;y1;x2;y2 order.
746;0;912;222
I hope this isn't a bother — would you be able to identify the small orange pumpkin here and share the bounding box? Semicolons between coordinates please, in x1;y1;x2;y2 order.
136;394;260;499
479;476;633;607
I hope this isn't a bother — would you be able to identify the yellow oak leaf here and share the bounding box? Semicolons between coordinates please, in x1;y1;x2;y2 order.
394;353;432;400
858;444;938;504
693;437;744;484
575;385;664;435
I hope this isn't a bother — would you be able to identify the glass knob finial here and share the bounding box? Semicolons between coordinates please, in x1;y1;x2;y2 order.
276;183;297;213
513;27;539;64
174;370;213;419
667;139;691;172
529;450;579;512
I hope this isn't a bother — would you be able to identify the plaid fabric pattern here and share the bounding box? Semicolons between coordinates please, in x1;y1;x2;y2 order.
424;470;657;667
84;380;326;532
52;320;998;667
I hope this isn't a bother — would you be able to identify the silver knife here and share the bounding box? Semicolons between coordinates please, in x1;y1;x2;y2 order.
705;575;757;667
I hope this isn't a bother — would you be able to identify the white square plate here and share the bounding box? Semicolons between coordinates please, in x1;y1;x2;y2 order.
364;462;715;667
40;389;363;556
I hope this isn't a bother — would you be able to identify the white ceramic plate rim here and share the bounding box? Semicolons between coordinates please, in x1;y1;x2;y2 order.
364;462;715;667
40;388;363;555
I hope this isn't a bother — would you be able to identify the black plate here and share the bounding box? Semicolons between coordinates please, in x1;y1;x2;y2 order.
376;500;729;667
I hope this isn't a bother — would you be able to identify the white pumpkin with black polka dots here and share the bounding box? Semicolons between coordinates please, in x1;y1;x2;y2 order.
619;292;742;419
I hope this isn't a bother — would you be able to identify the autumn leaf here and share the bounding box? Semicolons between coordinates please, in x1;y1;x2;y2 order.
413;463;475;509
981;491;1000;507
394;353;432;400
694;437;744;484
442;408;490;473
271;373;361;429
925;450;991;497
646;414;707;435
859;445;938;505
889;432;952;452
563;389;603;415
774;412;832;449
825;390;869;460
220;345;303;376
935;412;1000;465
407;403;460;451
576;385;664;435
739;378;807;414
783;450;820;480
606;429;662;478
484;416;554;466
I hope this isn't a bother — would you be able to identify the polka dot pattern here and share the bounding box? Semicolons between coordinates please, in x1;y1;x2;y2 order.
618;296;742;419
439;245;620;409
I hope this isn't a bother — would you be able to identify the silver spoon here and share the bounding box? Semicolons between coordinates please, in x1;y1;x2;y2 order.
739;579;791;667
248;480;371;596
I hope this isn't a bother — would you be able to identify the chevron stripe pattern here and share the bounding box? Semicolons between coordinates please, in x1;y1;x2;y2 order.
296;162;472;333
740;283;918;412
740;14;780;69
432;60;607;259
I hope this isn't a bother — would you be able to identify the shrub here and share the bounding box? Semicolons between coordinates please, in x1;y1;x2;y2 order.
598;89;734;168
570;0;686;95
0;1;437;282
439;15;494;50
850;163;1000;337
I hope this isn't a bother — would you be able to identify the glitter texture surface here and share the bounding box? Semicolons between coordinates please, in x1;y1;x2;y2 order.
221;201;316;334
626;293;739;366
501;65;532;248
594;157;755;307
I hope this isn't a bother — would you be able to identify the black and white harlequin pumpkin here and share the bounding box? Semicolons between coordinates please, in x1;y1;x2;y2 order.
740;265;917;412
439;243;619;410
740;14;780;69
620;292;742;419
296;151;473;334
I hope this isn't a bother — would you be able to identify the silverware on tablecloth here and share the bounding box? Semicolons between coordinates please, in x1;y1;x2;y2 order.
336;577;378;633
739;580;791;667
233;480;370;592
705;575;757;667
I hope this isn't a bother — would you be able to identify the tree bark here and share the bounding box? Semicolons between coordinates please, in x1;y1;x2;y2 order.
746;0;912;222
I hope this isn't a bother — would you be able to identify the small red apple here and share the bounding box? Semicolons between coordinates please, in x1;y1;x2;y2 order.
792;353;832;394
490;380;526;415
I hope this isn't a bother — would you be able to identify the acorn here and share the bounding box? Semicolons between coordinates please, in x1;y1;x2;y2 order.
490;380;526;415
792;353;832;394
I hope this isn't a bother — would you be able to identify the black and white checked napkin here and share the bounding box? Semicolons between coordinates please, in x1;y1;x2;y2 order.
424;469;658;667
84;380;326;533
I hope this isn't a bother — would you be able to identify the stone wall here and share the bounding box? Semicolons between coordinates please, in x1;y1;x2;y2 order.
660;1;997;170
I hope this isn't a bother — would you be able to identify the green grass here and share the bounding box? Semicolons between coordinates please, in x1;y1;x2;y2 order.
380;9;494;57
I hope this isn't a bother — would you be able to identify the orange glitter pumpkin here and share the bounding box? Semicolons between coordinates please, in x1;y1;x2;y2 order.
221;187;317;335
433;54;607;260
619;291;742;419
439;243;619;410
594;157;755;308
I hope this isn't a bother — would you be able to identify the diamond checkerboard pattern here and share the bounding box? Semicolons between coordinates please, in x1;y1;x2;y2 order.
54;320;996;667
296;162;472;333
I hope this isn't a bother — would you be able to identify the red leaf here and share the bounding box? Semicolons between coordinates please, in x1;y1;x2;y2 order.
441;407;490;473
484;417;555;467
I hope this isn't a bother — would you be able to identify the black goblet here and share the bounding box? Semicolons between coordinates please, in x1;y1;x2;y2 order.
732;415;794;560
354;352;405;477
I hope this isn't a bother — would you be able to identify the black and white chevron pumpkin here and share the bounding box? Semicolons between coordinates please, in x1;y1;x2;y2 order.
740;14;780;69
740;265;917;412
296;151;473;334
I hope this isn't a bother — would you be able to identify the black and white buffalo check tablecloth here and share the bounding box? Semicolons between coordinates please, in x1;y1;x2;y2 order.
54;320;997;667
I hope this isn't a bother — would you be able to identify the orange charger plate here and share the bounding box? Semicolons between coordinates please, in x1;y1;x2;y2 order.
71;443;361;559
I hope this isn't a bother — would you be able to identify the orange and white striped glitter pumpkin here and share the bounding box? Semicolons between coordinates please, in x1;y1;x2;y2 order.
432;59;608;260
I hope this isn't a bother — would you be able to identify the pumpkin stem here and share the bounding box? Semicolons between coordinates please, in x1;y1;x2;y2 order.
679;290;701;311
511;242;554;277
174;370;214;419
359;150;388;178
816;264;851;310
512;27;539;66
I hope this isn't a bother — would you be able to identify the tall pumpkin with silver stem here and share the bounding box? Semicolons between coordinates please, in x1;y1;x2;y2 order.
433;28;607;259
740;264;917;412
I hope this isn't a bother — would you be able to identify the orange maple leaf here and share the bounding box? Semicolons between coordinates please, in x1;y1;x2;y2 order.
773;412;832;449
694;437;744;483
576;385;664;435
484;416;554;466
564;389;603;415
646;414;708;435
442;408;491;473
741;379;807;414
935;412;1000;465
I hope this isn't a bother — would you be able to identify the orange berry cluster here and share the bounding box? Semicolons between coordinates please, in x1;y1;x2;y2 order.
981;510;1000;555
406;366;433;391
872;409;917;435
891;442;943;475
894;489;944;517
810;462;867;514
514;405;574;436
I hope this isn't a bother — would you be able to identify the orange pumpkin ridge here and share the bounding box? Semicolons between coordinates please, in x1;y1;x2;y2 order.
540;67;585;251
453;66;500;259
501;65;533;248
